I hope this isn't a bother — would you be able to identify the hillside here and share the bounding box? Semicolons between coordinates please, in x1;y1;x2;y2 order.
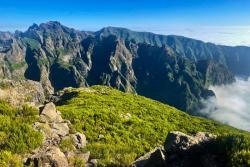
0;100;43;166
56;86;249;166
0;21;241;113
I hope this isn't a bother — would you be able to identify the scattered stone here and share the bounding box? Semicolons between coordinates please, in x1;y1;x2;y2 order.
98;134;104;138
26;102;91;167
120;113;132;120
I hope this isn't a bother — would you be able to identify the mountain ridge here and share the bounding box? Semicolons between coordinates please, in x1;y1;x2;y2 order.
0;21;248;112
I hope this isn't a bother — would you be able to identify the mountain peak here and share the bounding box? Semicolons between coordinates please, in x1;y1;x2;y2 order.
39;21;65;30
27;21;69;32
27;23;39;32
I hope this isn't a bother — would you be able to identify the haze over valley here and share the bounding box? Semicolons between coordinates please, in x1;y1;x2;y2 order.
201;78;250;131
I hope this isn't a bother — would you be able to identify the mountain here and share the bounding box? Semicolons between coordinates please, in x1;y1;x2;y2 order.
1;21;248;112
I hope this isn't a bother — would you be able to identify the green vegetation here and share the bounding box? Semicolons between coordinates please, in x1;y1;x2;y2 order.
68;156;85;167
194;134;250;167
9;61;26;72
218;134;250;166
55;47;68;56
21;37;40;49
0;100;43;166
0;151;22;167
59;136;76;152
57;86;249;166
0;82;10;90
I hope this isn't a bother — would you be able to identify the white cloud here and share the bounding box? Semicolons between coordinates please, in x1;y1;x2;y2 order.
199;78;250;131
131;25;250;46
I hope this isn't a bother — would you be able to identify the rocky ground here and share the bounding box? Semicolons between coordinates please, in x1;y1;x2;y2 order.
0;79;45;106
24;102;97;167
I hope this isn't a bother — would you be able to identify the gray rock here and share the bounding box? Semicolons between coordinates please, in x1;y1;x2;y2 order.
26;146;69;167
26;102;92;167
164;131;216;153
164;131;197;153
51;122;69;137
72;132;87;149
132;147;166;167
41;102;63;122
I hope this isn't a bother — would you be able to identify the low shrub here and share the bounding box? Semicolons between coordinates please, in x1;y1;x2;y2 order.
57;86;249;166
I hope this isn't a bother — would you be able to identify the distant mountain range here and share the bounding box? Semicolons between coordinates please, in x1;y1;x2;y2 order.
1;21;249;113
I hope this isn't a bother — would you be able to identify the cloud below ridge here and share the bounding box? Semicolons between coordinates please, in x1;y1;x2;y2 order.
199;78;250;131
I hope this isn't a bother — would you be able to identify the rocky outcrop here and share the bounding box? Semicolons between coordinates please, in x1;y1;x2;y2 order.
25;102;95;167
133;131;217;167
26;146;69;167
132;147;166;167
0;79;45;106
164;131;216;153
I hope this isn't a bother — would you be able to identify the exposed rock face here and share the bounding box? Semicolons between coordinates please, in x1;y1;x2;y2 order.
1;21;247;112
196;60;235;87
26;102;93;167
0;79;45;106
133;131;218;167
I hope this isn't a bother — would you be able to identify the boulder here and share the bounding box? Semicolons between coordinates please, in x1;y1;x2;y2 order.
132;147;166;167
51;122;70;137
72;132;87;149
132;131;217;167
164;131;216;153
26;146;69;167
164;131;197;153
40;102;63;122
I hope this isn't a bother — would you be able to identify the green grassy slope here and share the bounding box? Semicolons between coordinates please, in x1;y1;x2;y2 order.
0;101;43;166
57;86;249;166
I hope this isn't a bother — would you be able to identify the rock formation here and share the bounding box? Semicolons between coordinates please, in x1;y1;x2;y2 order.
25;102;96;167
133;131;217;167
0;79;45;106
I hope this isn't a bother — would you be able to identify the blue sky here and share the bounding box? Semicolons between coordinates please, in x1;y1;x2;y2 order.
1;0;250;45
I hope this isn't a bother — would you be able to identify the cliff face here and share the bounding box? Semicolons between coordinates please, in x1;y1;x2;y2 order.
0;22;242;112
196;60;236;87
221;46;250;76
